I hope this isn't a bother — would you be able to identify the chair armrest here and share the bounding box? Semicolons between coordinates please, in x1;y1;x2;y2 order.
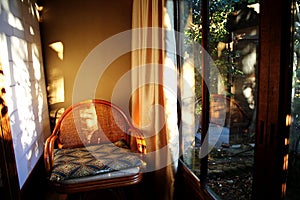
44;134;58;174
137;137;147;154
44;136;51;173
128;128;146;154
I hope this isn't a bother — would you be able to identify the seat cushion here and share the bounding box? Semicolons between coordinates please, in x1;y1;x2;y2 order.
59;167;140;185
49;141;145;182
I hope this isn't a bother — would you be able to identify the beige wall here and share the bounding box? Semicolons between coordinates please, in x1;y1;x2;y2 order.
41;0;133;115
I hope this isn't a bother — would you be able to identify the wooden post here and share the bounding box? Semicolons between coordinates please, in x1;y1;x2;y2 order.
200;0;210;187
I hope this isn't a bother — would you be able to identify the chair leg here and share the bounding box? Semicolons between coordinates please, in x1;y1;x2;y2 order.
125;184;141;200
111;188;126;200
67;193;85;200
66;189;125;200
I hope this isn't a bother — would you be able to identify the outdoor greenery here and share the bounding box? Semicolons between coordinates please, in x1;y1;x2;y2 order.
291;1;300;155
185;0;258;98
183;1;259;199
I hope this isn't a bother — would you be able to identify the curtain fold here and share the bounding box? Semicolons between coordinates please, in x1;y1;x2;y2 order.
131;0;178;199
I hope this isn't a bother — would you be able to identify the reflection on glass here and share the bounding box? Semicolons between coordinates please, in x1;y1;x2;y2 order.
180;0;259;199
180;0;197;167
207;2;258;200
286;1;300;199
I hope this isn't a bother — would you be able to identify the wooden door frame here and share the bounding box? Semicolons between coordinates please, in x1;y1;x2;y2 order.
253;0;293;199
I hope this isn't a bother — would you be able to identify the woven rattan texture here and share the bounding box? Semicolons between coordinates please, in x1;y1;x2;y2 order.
59;103;130;148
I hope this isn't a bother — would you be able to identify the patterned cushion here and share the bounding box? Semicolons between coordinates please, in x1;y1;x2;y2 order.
49;141;144;182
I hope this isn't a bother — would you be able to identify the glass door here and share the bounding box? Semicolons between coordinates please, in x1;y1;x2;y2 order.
286;1;300;199
206;2;259;199
179;0;259;199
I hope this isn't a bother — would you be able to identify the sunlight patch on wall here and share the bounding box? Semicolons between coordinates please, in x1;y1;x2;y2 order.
29;26;35;35
10;36;40;160
0;0;51;189
49;41;64;60
242;47;256;74
0;34;10;71
1;0;10;14
35;3;43;22
32;43;41;80
247;3;260;14
47;77;65;104
8;13;24;31
37;86;44;123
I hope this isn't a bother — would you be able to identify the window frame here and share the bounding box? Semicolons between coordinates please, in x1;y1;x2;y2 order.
173;0;294;199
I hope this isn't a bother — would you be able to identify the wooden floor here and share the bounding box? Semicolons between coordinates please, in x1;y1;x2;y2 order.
0;183;147;200
27;177;145;200
11;161;145;200
1;160;183;200
23;172;153;200
43;188;132;200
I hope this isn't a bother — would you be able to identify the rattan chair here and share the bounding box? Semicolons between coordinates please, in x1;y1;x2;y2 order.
44;99;146;196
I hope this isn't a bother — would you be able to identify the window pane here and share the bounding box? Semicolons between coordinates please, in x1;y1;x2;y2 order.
206;1;259;200
180;1;259;199
180;0;200;168
286;1;300;199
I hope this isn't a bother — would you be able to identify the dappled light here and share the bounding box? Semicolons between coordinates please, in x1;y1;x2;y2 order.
243;85;255;109
181;59;196;153
35;3;43;22
47;77;65;105
78;105;99;143
32;43;41;80
8;13;24;31
0;0;50;188
241;47;256;74
286;114;292;127
29;26;35;35
49;41;64;60
247;3;260;14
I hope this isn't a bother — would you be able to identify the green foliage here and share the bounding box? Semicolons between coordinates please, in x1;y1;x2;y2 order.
290;2;300;153
185;0;257;98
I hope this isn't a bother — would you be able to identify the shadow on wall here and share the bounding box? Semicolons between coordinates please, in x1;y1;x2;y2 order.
0;0;51;188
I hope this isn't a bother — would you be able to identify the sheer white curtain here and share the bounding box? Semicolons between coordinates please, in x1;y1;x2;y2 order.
131;0;179;199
